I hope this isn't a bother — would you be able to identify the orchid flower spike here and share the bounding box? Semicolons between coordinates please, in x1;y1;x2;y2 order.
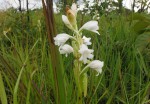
79;21;100;35
78;44;94;64
54;33;71;46
59;44;74;57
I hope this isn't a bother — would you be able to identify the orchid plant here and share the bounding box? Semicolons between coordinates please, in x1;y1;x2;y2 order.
54;3;104;104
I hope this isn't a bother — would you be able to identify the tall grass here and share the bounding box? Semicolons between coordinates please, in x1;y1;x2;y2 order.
0;9;149;104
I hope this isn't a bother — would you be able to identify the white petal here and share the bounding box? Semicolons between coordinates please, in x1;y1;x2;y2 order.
54;33;70;46
87;54;94;59
82;36;92;45
96;68;102;74
79;21;100;35
92;30;100;35
71;3;77;11
79;56;83;61
78;44;94;64
96;72;100;76
71;3;78;15
65;54;68;57
87;60;104;75
83;58;87;64
88;60;104;69
62;15;70;25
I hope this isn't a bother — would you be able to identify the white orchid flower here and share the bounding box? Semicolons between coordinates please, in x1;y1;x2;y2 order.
87;60;104;76
59;44;74;57
79;21;100;35
78;44;94;64
80;60;104;77
82;36;92;45
54;33;70;46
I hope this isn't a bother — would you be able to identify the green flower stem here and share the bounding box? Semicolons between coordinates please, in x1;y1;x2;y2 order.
72;21;84;104
73;30;83;104
80;66;89;77
73;60;83;104
70;36;77;41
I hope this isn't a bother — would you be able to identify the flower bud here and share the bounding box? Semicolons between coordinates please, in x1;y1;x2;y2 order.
62;3;78;30
66;8;77;29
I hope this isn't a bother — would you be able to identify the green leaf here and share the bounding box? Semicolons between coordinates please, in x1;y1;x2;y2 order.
135;32;150;51
133;21;150;34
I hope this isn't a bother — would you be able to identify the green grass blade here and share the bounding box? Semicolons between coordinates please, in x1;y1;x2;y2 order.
13;39;39;104
0;71;8;104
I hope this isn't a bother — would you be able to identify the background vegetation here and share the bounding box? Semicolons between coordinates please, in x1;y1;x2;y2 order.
0;0;150;104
